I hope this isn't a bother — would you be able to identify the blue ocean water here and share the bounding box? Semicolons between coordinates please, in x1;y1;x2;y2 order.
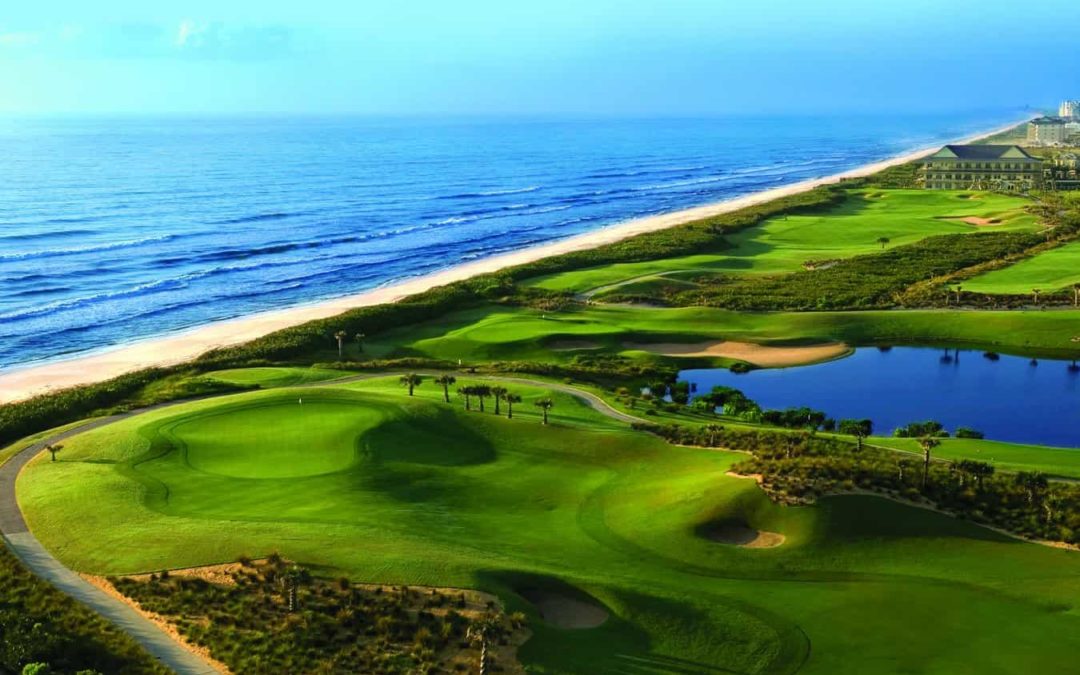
0;113;1021;370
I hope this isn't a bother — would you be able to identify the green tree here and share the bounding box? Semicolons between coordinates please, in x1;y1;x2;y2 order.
704;423;723;446
877;236;890;249
434;375;456;403
354;332;366;353
457;386;473;411
1015;471;1049;507
44;444;62;463
838;419;873;451
281;565;311;613
504;393;522;419
534;398;554;425
920;436;940;489
473;385;492;413
490;386;508;415
399;373;423;396
333;330;347;358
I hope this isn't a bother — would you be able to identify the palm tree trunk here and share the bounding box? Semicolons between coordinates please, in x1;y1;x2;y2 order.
408;384;414;396
479;398;484;412
542;410;548;425
507;402;513;419
443;385;450;403
494;398;500;415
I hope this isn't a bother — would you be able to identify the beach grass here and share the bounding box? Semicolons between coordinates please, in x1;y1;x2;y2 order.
17;375;1080;673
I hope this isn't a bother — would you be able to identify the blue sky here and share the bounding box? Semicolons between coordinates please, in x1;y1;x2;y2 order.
1;0;1077;115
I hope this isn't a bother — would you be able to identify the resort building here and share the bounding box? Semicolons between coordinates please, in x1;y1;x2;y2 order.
1027;116;1068;146
921;145;1043;191
1046;152;1080;191
1059;100;1080;119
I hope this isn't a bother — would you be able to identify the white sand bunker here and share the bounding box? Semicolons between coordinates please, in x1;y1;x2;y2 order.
519;588;609;629
938;215;1001;226
624;340;848;367
701;521;785;549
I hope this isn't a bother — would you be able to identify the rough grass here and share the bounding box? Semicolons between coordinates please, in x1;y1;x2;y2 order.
17;375;1080;674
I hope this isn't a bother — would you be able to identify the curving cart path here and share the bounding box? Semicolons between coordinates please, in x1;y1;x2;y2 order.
0;372;639;675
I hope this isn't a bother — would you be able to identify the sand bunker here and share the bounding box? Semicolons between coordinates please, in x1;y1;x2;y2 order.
624;340;848;367
700;521;785;549
519;588;609;629
548;340;603;351
938;215;1001;226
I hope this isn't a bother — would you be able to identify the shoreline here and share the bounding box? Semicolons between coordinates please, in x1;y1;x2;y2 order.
0;116;1031;404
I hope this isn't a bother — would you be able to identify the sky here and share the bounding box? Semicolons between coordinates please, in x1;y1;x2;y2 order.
1;0;1077;116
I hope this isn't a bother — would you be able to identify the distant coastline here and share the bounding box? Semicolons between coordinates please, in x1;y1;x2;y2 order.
0;115;1032;404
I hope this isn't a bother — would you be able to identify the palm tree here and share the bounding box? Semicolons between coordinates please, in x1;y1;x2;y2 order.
399;373;422;396
45;443;63;462
1073;285;1079;308
1033;288;1041;305
281;565;310;613
534;397;554;425
491;386;508;415
434;375;456;403
354;332;366;353
333;330;348;358
504;393;522;419
877;236;890;249
704;423;723;447
954;285;963;305
458;386;473;411
473;385;492;413
919;436;940;489
1015;471;1049;507
838;419;873;452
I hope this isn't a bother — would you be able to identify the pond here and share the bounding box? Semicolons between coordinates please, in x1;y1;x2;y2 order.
680;347;1080;448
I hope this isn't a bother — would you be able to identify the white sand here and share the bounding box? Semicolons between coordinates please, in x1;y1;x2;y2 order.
0;118;1029;404
623;340;849;367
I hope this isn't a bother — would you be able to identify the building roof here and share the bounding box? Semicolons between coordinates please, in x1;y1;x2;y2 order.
927;145;1041;162
1031;116;1066;125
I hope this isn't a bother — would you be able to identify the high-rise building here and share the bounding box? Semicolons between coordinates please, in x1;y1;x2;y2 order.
1060;100;1080;119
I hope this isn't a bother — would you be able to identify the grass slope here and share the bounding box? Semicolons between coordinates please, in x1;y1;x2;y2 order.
528;190;1037;294
17;376;1080;674
963;239;1080;294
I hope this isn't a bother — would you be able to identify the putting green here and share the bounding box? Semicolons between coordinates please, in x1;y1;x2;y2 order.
167;399;376;479
17;376;1080;673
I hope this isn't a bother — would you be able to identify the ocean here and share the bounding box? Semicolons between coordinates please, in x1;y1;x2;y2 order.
0;112;1021;371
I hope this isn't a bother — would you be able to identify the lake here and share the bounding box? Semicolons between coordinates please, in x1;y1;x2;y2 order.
680;347;1080;447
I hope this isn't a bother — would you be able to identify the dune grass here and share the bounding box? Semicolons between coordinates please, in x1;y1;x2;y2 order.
527;190;1037;294
963;239;1080;294
17;375;1080;673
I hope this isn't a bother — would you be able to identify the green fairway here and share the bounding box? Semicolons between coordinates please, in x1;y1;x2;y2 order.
871;436;1080;479
366;302;1080;364
203;366;350;388
963;239;1080;294
18;375;1080;673
527;190;1037;294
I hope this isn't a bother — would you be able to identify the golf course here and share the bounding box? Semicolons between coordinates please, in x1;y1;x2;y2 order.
16;372;1080;674
8;180;1080;674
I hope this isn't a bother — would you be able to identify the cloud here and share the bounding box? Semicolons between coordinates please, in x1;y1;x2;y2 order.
0;32;41;48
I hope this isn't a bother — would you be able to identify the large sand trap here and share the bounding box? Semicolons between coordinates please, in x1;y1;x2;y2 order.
0;117;1030;404
519;588;608;629
700;521;785;549
939;216;1001;226
624;340;849;367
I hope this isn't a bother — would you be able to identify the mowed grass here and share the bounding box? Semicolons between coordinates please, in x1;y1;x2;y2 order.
17;374;1080;674
871;436;1080;479
964;239;1080;294
527;190;1038;294
368;302;1080;364
204;366;351;388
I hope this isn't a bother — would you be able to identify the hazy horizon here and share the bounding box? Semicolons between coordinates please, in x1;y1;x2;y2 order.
2;0;1076;116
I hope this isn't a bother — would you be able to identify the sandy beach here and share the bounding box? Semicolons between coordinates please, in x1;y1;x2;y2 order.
0;117;1030;404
